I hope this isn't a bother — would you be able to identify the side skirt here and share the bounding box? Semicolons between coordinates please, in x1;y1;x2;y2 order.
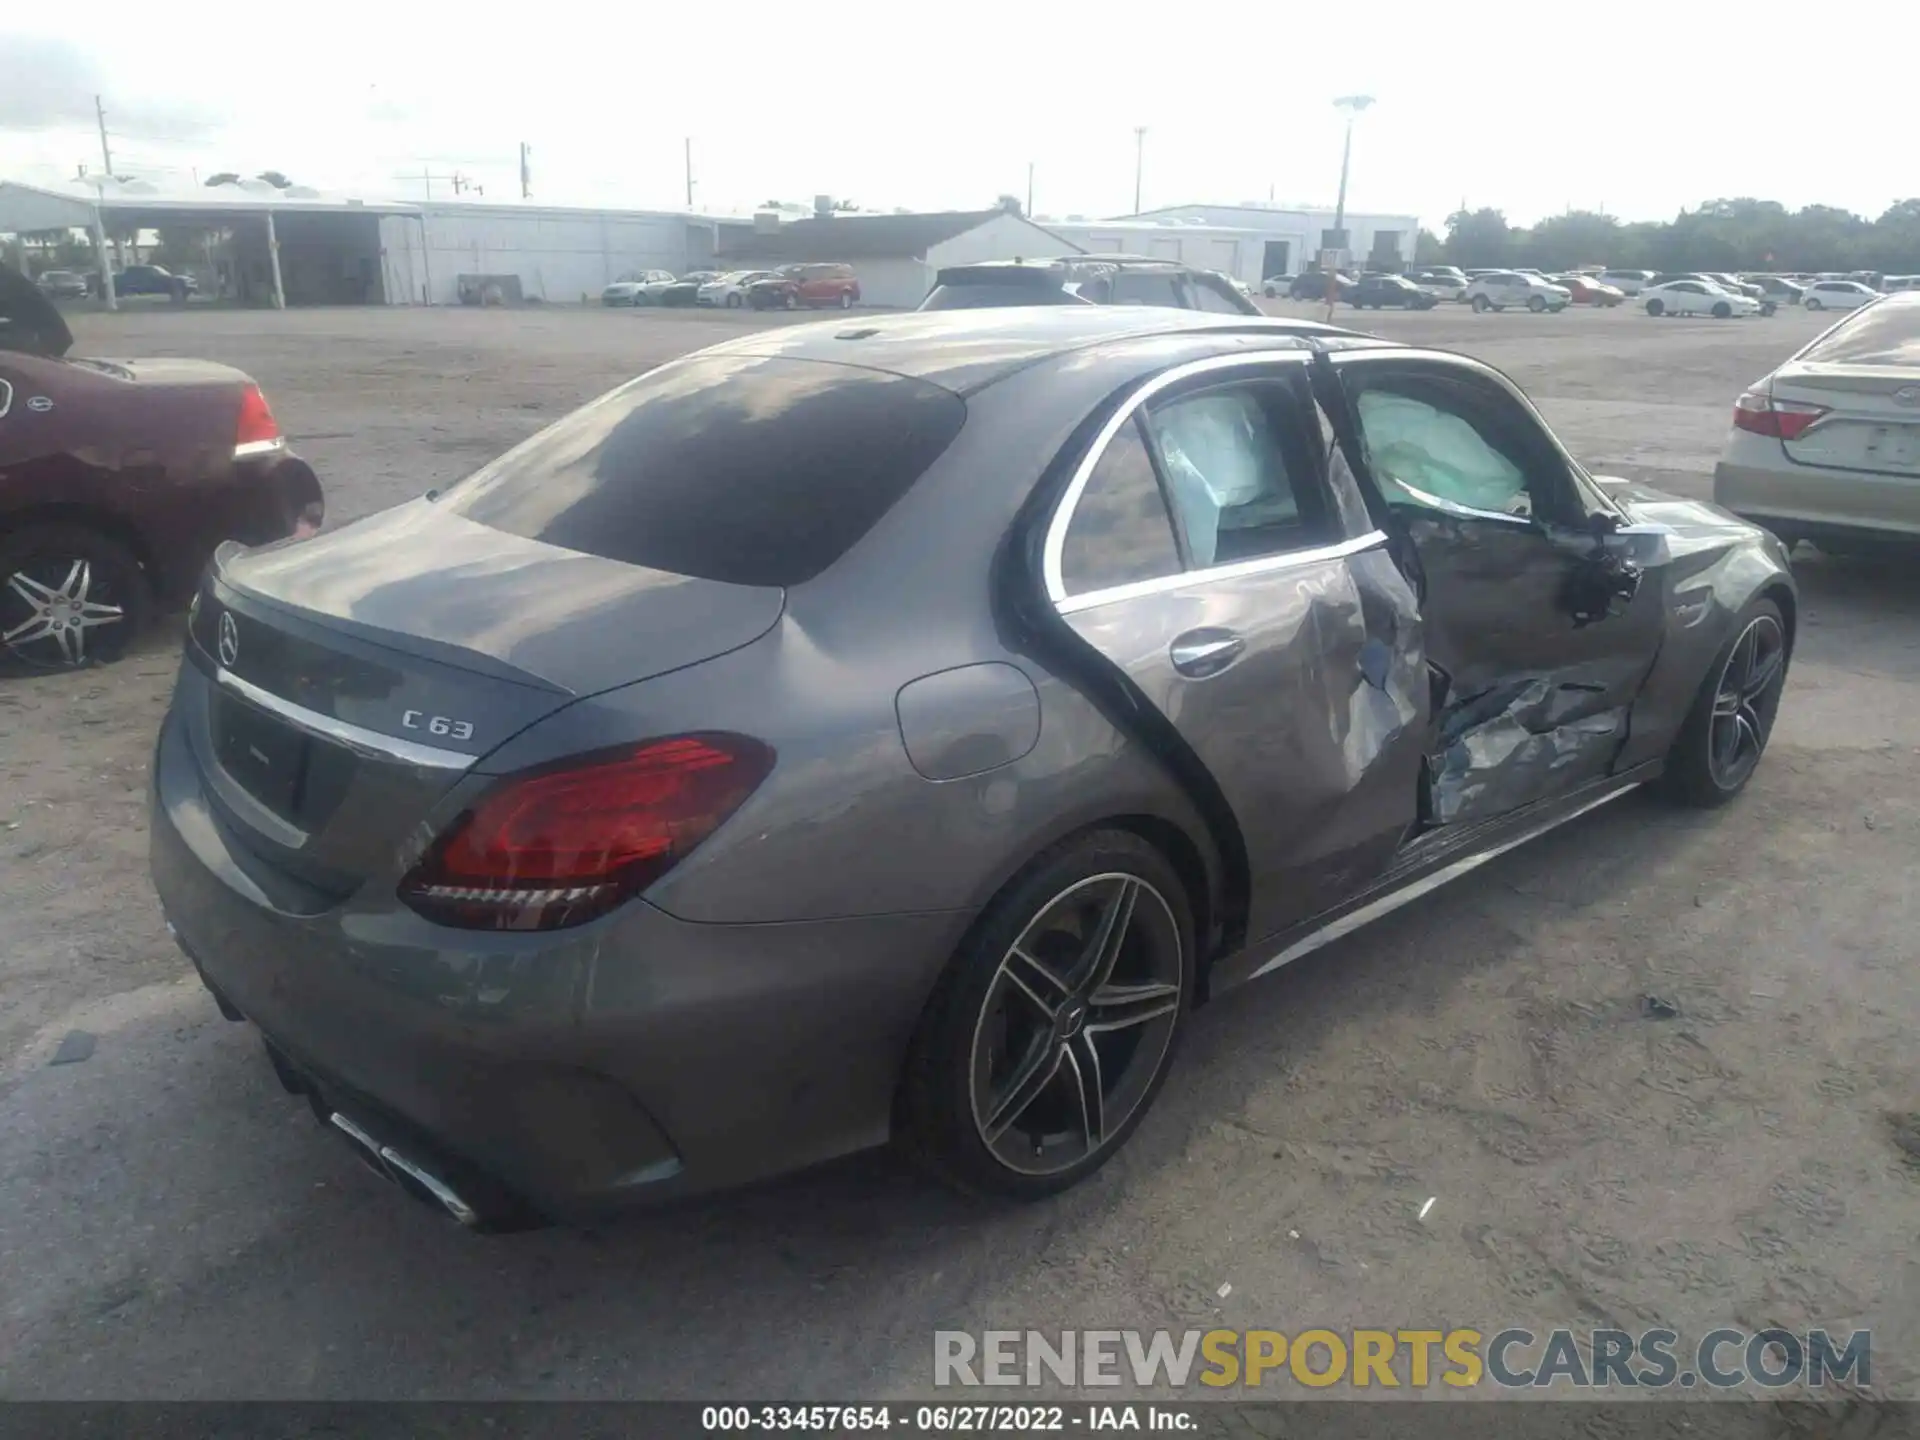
1207;763;1659;994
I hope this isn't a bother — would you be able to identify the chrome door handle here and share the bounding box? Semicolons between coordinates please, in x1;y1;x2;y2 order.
1170;630;1245;678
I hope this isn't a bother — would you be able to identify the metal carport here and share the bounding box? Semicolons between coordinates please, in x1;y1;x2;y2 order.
0;178;421;311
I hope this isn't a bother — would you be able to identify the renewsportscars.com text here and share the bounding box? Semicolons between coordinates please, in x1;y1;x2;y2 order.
934;1327;1870;1391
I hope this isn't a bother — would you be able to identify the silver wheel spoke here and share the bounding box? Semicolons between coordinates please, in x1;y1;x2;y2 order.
1061;1037;1104;1149
1712;689;1742;717
7;572;56;607
1087;980;1182;1033
55;618;83;665
982;1037;1063;1143
3;612;57;645
1743;646;1783;701
1001;947;1067;1021
1076;877;1139;992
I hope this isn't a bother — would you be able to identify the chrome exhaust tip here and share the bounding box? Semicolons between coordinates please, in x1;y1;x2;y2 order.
329;1112;479;1227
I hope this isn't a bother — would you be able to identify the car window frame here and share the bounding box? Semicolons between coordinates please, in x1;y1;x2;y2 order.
1326;349;1610;532
1043;352;1386;612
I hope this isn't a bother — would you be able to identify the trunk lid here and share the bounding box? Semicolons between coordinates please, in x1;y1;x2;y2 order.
185;499;784;896
1772;361;1920;477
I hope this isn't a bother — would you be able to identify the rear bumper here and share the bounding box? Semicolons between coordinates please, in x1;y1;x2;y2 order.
148;708;965;1221
1714;446;1920;544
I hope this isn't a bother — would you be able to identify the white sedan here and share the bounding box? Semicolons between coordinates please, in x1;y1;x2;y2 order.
1410;270;1469;301
1641;280;1761;318
1802;280;1879;312
697;270;775;308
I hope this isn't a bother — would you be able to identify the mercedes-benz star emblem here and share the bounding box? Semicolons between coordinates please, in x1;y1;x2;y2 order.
1894;386;1920;408
217;611;240;668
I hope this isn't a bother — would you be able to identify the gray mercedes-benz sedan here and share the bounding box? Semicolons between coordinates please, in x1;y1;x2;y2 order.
150;308;1796;1228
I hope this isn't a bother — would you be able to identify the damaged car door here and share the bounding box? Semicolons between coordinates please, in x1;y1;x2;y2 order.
1326;352;1666;827
1048;355;1429;942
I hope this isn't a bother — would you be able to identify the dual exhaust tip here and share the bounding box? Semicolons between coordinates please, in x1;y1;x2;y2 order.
328;1111;480;1228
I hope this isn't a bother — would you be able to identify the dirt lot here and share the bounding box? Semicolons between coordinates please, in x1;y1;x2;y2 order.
2;302;1917;1404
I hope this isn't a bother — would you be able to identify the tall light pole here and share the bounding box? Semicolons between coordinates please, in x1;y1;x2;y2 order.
1326;96;1374;320
1133;126;1147;214
1329;95;1374;259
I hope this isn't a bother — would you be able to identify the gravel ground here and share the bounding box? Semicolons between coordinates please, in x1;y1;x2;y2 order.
2;301;1916;1404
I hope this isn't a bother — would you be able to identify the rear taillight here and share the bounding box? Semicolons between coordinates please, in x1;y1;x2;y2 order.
400;735;773;931
1733;389;1827;441
235;384;285;456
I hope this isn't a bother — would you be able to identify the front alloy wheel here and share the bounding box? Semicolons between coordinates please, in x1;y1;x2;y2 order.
1706;612;1787;791
899;832;1193;1197
1659;598;1788;806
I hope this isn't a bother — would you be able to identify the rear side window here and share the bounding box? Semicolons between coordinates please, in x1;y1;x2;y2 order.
1110;273;1185;308
919;282;1085;310
441;355;967;587
1143;384;1327;567
1799;300;1918;366
1059;418;1181;594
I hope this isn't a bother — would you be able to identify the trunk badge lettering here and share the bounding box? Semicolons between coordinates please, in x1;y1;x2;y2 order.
1894;386;1920;407
217;611;239;667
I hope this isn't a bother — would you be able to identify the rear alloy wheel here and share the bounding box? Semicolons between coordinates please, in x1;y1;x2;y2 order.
899;831;1193;1198
1657;598;1788;806
1806;297;1824;311
1528;294;1547;313
1471;295;1491;313
839;290;854;309
725;292;741;308
1712;301;1733;319
0;524;150;671
1646;298;1665;316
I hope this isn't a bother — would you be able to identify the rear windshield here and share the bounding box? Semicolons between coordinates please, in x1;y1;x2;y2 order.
1799;300;1919;367
920;282;1088;310
440;355;967;586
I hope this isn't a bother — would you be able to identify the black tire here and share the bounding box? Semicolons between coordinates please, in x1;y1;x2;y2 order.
1528;294;1547;313
1712;301;1732;319
0;522;151;671
1646;298;1665;316
897;829;1195;1199
1806;297;1823;311
1471;295;1491;313
1655;597;1788;807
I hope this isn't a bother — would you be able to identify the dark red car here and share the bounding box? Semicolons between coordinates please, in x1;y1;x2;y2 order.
1557;274;1626;307
745;263;861;310
1;264;323;670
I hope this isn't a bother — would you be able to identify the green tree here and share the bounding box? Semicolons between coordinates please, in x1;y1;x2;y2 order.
205;172;241;186
1526;211;1622;271
256;171;293;189
1444;208;1511;266
1414;227;1446;263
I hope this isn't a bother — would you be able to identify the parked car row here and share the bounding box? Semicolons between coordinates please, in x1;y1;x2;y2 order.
28;264;198;302
601;263;862;311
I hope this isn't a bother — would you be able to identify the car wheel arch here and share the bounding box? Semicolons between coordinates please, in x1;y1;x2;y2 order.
0;500;158;588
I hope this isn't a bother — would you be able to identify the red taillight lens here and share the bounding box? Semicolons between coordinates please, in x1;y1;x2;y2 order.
235;384;283;451
1733;389;1827;441
401;735;774;931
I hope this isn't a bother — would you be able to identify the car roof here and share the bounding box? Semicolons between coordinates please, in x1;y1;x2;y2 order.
699;307;1363;395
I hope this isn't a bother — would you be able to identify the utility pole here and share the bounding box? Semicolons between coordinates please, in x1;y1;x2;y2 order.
519;142;531;200
94;95;113;179
1327;96;1374;321
1132;127;1146;214
685;137;694;208
1027;161;1034;217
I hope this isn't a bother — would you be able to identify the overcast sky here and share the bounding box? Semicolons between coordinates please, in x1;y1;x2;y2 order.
2;3;1910;230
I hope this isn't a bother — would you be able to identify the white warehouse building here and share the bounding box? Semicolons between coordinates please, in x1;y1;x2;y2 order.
1043;203;1422;287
